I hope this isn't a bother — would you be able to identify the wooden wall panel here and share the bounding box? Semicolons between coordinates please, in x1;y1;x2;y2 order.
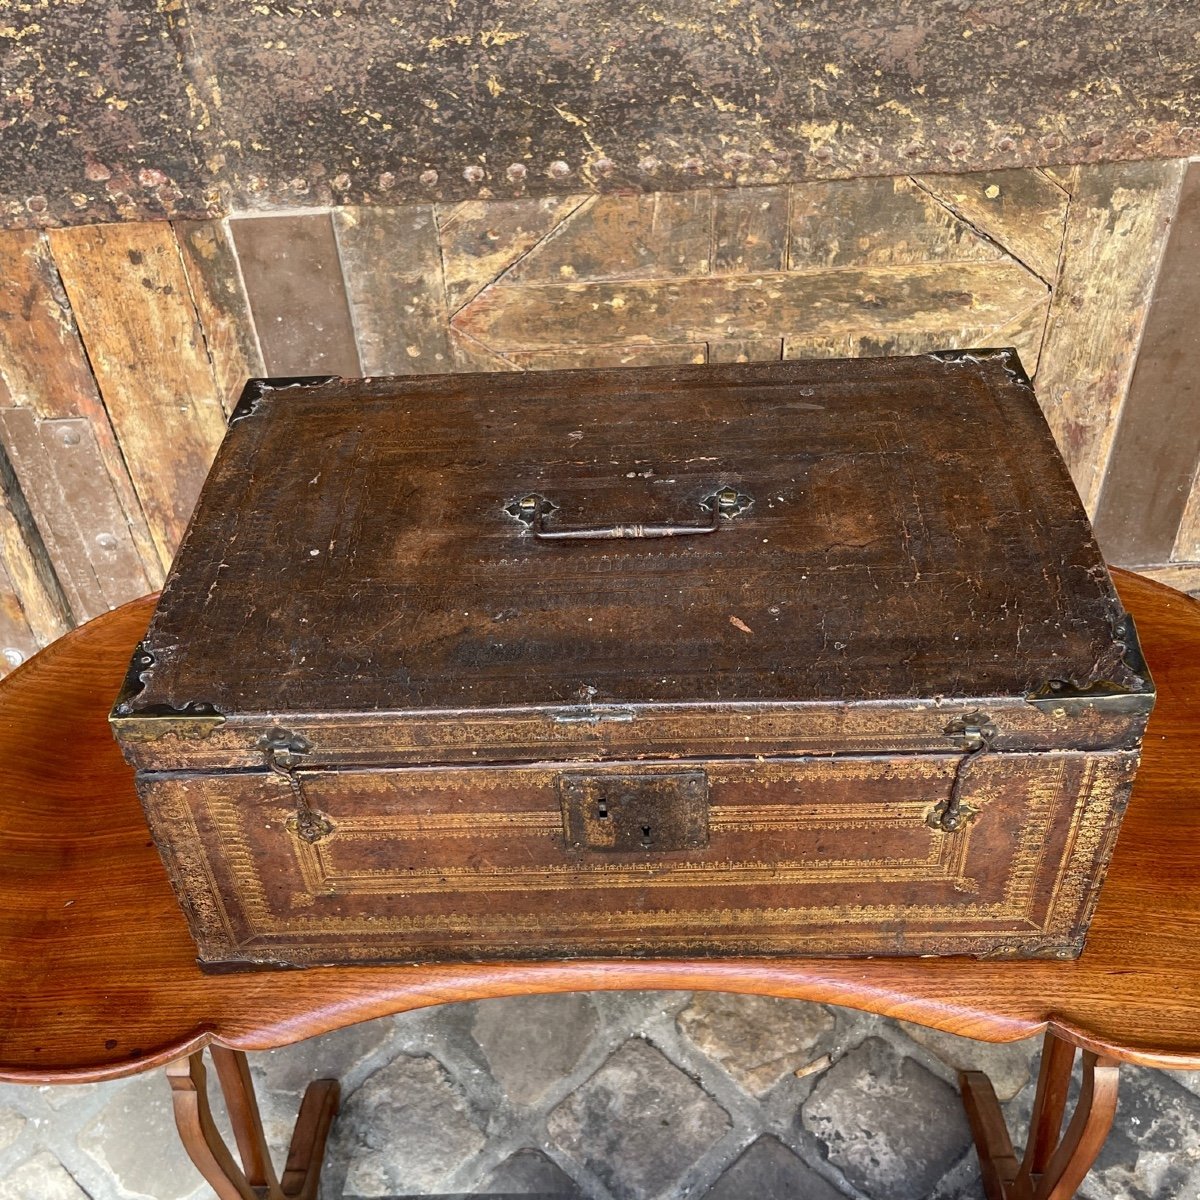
230;214;361;378
5;161;1200;675
0;412;150;622
0;230;161;587
333;206;449;376
1093;163;1200;566
174;220;265;415
1032;160;1186;516
48;223;229;569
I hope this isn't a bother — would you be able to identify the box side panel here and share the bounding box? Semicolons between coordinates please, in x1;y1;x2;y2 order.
137;749;1139;966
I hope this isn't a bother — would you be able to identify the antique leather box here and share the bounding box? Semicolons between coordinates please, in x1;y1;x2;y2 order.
110;349;1153;967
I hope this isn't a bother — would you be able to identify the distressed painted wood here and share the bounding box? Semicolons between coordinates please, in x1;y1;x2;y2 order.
0;556;38;676
333;206;450;375
503;192;718;283
47;222;229;568
0;229;161;583
1175;487;1200;565
713;188;789;275
1133;564;1200;598
437;196;585;312
788;176;1004;269
174;220;266;415
456;261;1046;354
1033;160;1186;515
913;169;1070;284
229;215;361;378
0;410;150;622
1093;163;1200;566
0;446;71;651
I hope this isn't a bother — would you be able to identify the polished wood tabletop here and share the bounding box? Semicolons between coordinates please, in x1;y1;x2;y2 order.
2;569;1199;1085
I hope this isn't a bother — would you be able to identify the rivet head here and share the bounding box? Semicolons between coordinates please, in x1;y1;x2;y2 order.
95;532;118;550
725;150;750;168
25;195;47;213
506;162;527;181
331;172;351;190
378;171;396;190
638;155;660;173
58;427;81;447
681;156;704;174
593;156;615;174
463;164;485;184
2;648;23;668
419;169;439;186
547;160;571;178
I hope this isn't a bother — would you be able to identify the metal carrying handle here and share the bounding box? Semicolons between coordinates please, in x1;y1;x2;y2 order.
506;487;752;541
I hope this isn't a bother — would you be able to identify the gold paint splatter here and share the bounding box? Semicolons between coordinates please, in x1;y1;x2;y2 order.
730;616;753;634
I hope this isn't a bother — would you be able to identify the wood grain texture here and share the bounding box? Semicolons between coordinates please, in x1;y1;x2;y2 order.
0;556;38;675
1093;164;1200;565
47;222;229;569
0;451;70;649
333;206;449;375
1033;160;1187;515
174;220;266;415
913;169;1069;284
0;229;161;583
457;261;1046;353
229;215;361;378
0;410;149;621
1132;563;1200;597
438;196;585;312
1175;485;1200;564
0;570;1195;1081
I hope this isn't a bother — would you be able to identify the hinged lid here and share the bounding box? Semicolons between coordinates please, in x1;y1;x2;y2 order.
111;351;1152;771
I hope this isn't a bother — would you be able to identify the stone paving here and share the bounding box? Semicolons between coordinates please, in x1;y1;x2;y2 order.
2;993;1200;1200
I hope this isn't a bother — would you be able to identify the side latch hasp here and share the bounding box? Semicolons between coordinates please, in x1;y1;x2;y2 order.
259;728;334;844
932;712;998;832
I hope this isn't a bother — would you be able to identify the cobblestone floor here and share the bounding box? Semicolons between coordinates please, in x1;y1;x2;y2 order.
2;993;1200;1200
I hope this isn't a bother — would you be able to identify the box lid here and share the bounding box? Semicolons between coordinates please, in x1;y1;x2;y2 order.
112;350;1152;770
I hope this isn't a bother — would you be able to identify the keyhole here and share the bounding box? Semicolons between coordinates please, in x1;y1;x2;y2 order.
597;798;609;819
641;824;652;847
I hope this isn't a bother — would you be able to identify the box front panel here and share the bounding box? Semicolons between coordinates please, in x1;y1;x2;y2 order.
138;750;1138;965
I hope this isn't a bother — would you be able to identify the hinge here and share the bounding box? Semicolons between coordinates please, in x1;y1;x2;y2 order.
259;728;334;844
931;712;997;832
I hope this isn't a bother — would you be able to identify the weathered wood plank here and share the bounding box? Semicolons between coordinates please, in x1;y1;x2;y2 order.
506;344;709;370
713;187;788;275
229;214;361;378
1131;563;1200;597
333;206;450;375
502;192;715;285
0;442;72;644
0;555;38;678
448;328;519;373
1093;163;1200;567
0;410;150;619
912;169;1070;284
0;229;161;584
708;339;783;363
455;260;1045;353
1035;160;1187;515
48;222;229;567
438;196;585;312
174;219;265;414
788;177;1004;270
1175;474;1200;564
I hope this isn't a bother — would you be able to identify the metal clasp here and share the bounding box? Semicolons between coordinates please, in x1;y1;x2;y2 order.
932;712;997;832
259;728;334;844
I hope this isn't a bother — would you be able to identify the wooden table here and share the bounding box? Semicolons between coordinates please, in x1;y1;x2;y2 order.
2;569;1198;1200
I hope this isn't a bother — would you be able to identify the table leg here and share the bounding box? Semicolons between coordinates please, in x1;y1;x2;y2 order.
960;1029;1120;1200
166;1048;339;1200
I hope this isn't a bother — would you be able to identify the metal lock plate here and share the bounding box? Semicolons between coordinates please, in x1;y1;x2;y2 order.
559;770;709;852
